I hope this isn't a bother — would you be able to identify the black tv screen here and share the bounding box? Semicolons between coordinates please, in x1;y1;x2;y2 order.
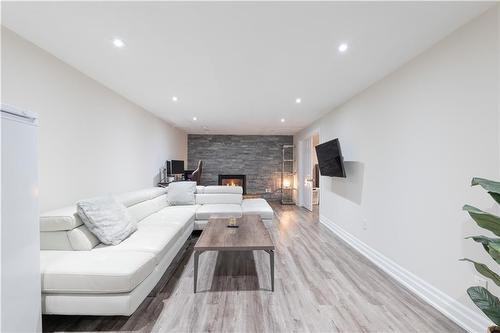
171;160;185;174
315;139;346;177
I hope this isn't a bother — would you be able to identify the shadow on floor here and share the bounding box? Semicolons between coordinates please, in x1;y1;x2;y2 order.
206;251;261;292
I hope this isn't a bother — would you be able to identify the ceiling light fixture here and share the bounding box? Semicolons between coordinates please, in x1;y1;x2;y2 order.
295;98;301;104
112;38;125;48
281;118;285;123
192;116;197;121
338;43;349;53
172;96;178;102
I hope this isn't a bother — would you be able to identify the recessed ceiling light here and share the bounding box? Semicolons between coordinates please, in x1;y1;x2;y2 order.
281;118;285;123
338;43;349;53
172;96;178;102
295;98;301;104
112;38;125;48
192;116;197;121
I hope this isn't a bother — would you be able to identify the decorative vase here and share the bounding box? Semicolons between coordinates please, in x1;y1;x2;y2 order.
227;216;239;228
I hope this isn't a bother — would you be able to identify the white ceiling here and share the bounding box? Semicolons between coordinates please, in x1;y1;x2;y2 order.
2;2;494;135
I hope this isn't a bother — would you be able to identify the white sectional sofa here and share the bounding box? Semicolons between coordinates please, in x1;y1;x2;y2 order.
39;185;273;316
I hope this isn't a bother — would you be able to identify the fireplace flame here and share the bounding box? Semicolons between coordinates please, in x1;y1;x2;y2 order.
220;176;244;190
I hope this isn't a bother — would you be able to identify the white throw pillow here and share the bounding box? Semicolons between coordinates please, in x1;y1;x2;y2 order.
167;181;197;205
77;196;136;245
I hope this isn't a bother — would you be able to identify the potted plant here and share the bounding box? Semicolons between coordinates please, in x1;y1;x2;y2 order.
462;177;500;332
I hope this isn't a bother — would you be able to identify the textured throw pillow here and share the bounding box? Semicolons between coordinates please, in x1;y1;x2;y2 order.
167;181;197;205
77;196;136;245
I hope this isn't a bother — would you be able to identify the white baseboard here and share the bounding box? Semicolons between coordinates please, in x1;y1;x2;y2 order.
319;214;490;333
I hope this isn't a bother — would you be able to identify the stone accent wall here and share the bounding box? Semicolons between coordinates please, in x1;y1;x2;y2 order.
188;135;293;198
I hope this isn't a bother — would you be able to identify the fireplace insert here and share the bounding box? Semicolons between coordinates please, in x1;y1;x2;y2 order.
218;174;246;194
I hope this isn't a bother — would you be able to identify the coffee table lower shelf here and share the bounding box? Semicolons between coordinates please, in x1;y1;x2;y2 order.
193;248;274;293
192;215;275;293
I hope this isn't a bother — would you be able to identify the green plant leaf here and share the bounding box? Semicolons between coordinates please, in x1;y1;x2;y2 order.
490;193;500;205
472;178;500;204
461;259;500;287
463;205;500;236
465;237;500;264
467;286;500;325
467;236;500;252
490;243;500;265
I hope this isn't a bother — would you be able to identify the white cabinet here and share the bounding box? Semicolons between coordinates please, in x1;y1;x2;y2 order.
1;105;41;332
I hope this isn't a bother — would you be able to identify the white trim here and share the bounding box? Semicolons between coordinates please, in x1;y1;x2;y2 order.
319;214;490;333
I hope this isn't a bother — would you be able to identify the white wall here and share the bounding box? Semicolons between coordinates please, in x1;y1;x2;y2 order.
295;8;499;330
1;28;187;211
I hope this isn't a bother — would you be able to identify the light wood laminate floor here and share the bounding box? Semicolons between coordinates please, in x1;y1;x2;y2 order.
43;203;463;333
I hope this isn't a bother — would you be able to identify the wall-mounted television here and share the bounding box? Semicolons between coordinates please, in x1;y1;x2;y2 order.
314;139;346;178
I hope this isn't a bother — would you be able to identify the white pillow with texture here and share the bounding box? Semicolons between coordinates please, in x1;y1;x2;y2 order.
77;196;136;245
167;181;197;205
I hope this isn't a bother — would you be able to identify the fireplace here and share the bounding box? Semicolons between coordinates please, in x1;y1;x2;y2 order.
218;174;246;194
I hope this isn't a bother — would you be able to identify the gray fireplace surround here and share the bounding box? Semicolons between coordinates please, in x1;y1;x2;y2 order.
188;134;293;198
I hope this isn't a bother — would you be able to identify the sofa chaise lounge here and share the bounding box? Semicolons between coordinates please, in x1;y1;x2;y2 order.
39;185;273;316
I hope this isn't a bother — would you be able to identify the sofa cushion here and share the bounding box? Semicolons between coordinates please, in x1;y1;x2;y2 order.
40;251;156;294
40;206;83;232
167;182;196;205
77;196;136;245
195;193;242;205
127;198;159;223
158;204;199;216
116;187;167;207
41;225;100;251
195;204;242;220
196;186;205;194
152;206;197;226
242;198;274;220
137;208;195;233
41;231;73;250
92;221;191;264
67;225;101;250
40;187;167;232
203;186;243;194
151;194;168;211
137;214;194;251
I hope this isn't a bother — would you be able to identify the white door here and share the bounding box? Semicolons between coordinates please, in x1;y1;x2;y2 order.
300;137;313;211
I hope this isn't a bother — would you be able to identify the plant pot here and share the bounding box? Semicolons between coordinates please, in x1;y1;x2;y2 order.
488;326;500;333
